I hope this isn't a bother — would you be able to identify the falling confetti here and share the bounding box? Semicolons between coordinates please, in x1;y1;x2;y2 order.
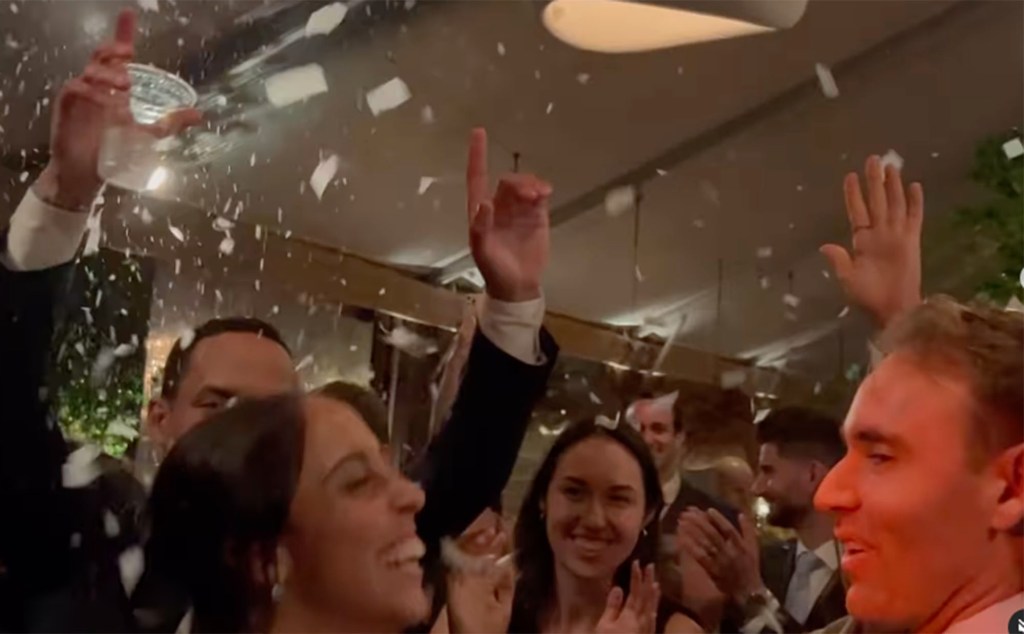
594;415;619;431
136;0;158;11
83;210;103;256
218;234;235;256
756;246;773;259
838;306;850;318
545;102;554;115
692;218;705;229
719;369;747;389
604;185;636;218
418;176;436;196
576;73;590;85
656;169;668;176
1002;138;1024;160
140;207;153;224
759;276;771;290
91;347;117;386
62;445;102;489
496;42;506;56
265;64;329;108
213;217;235;231
782;293;801;308
179;327;196;350
814;63;839;99
168;221;185;242
18;171;28;182
588;392;603;405
880;149;904;172
295;354;315;372
421;105;435;124
383;325;438;358
118;546;145;595
310;154;340;200
112;342;136;358
103;510;121;538
634;265;644;283
366;77;411;116
305;2;348;37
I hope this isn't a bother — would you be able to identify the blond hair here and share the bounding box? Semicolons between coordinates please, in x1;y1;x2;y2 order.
880;296;1023;458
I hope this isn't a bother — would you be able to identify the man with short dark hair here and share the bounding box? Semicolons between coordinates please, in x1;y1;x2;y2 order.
0;10;559;631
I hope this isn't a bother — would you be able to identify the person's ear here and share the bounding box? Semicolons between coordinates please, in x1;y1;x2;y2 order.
809;460;830;489
990;443;1024;533
146;397;172;456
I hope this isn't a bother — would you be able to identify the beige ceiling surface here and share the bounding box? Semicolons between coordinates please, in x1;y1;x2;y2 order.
1;0;1020;381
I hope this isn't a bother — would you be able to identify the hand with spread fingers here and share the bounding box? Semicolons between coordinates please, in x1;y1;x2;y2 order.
702;510;764;604
466;128;552;303
596;562;661;634
820;155;924;328
446;526;515;634
36;8;201;211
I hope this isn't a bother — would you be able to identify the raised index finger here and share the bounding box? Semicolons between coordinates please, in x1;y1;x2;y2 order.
466;127;489;221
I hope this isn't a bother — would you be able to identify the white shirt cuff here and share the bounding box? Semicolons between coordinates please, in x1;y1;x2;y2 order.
477;294;545;366
2;186;89;271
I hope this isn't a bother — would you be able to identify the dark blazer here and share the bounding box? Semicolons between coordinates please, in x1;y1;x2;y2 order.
0;252;559;632
656;476;739;607
759;539;848;633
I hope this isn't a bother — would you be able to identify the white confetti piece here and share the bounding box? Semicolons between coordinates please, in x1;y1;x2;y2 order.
838;306;850;318
295;354;315;372
813;382;823;395
136;0;158;12
576;72;590;85
118;546;145;595
1002;138;1024;160
634;265;644;283
168;222;184;242
249;153;256;167
782;293;801;308
91;348;117;386
112;342;136;358
305;2;348;37
213;217;235;231
692;218;705;229
496;42;506;56
604;185;636;218
366;77;411;117
378;287;386;296
759;276;771;290
588;392;603;405
179;328;196;350
545;102;554;114
83;210;103;257
814;62;839;99
880;149;904;172
594;415;619;431
656;169;668;176
106;419;138;441
310;154;340;200
418;176;436;195
62;445;102;489
265;64;328;108
18;170;28;182
821;269;831;279
103;510;121;537
719;369;747;389
218;234;235;256
383;325;438;358
756;246;773;259
140;207;153;224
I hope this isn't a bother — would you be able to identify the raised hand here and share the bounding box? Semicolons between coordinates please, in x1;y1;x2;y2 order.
596;562;660;634
820;155;924;328
703;510;763;604
466;128;552;303
36;8;200;210
445;526;515;634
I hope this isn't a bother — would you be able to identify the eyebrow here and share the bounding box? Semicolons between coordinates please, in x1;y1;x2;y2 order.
849;427;906;451
192;386;235;402
322;452;370;485
562;477;637;495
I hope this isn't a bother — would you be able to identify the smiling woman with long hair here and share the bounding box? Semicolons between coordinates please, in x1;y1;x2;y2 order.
146;393;430;633
510;418;704;634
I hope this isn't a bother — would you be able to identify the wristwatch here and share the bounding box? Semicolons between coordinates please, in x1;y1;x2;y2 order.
739;586;777;619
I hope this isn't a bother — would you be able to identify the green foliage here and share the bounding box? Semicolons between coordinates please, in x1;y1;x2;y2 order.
954;134;1024;304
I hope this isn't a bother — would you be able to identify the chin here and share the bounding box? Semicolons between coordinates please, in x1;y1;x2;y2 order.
845;584;905;630
392;587;431;626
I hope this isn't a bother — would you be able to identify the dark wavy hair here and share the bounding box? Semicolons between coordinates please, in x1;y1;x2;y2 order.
146;393;306;633
511;418;663;630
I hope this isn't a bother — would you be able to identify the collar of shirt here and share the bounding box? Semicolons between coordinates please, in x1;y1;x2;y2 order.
661;471;682;508
945;592;1024;633
795;538;840;572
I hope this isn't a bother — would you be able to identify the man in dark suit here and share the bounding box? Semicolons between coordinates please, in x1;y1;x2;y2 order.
0;10;558;631
629;392;738;616
679;407;848;633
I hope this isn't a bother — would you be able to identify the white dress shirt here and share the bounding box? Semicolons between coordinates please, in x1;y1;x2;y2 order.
660;471;682;518
2;185;547;365
945;591;1023;633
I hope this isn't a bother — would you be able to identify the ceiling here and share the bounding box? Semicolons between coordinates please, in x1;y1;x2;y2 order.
1;0;1020;381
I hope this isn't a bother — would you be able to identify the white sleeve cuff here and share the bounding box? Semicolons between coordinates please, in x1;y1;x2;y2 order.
477;294;545;366
2;186;89;271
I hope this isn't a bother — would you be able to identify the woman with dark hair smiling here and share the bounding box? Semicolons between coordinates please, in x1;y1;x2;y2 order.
510;418;704;634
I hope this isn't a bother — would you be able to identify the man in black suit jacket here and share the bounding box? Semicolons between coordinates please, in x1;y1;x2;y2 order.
0;11;557;631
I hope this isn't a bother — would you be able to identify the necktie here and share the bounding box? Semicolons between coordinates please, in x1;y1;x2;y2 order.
785;549;823;625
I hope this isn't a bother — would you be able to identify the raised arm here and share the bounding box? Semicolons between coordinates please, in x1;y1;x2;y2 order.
410;128;558;553
820;155;924;329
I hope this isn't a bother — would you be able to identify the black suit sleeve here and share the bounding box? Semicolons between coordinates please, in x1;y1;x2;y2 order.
0;253;75;606
409;327;557;554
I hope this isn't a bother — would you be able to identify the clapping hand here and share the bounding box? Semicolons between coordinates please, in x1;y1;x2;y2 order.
37;8;200;210
596;562;660;634
820;155;924;328
445;523;515;634
466;128;552;303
